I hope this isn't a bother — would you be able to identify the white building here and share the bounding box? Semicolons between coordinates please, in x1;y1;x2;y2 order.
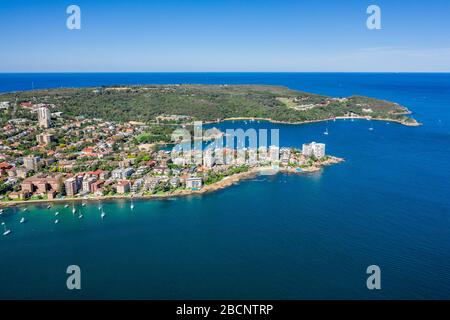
23;155;40;171
131;179;144;192
169;177;180;188
111;167;135;180
247;148;258;166
82;176;97;192
186;177;202;189
224;149;234;165
203;150;216;168
258;146;268;162
280;148;291;165
37;107;51;128
269;145;280;162
235;148;246;165
64;177;78;196
172;157;187;166
36;133;54;145
302;142;326;159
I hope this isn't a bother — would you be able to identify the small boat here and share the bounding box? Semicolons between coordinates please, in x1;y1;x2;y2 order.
2;222;11;236
101;211;106;219
54;219;59;224
369;127;374;131
82;203;86;207
130;195;135;210
55;212;60;216
98;205;102;211
78;214;83;219
323;128;329;135
23;208;28;212
0;210;3;215
47;205;52;209
20;217;26;224
72;204;76;214
64;204;69;208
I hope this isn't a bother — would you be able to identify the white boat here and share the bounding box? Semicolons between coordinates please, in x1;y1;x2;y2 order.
323;128;329;135
47;205;52;209
55;212;60;216
82;203;86;207
20;217;26;224
98;205;102;211
101;211;106;219
23;208;28;212
72;204;76;214
2;222;11;236
78;214;83;219
54;219;59;224
130;195;135;210
369;127;374;131
64;204;69;208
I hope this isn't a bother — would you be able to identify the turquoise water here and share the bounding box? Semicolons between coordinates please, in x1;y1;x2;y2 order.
0;73;450;299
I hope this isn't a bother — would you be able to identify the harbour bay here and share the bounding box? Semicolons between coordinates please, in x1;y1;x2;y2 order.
0;73;449;299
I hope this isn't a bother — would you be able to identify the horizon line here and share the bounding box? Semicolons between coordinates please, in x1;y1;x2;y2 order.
1;71;450;74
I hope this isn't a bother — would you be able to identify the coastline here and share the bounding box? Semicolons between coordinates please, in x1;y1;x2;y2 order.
0;157;344;208
207;115;421;127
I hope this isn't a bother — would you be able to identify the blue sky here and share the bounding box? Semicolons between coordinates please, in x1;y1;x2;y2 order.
0;0;449;72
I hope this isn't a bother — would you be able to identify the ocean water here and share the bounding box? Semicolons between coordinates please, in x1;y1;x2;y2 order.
0;73;449;299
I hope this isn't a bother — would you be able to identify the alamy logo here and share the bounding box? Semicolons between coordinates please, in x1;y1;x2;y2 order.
66;265;81;290
66;5;81;30
171;121;280;173
366;265;381;290
366;5;382;30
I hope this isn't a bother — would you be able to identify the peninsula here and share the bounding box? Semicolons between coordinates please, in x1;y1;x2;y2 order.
0;84;416;205
0;84;419;126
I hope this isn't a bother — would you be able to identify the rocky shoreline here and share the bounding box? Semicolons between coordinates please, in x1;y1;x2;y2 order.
206;115;421;127
0;157;344;208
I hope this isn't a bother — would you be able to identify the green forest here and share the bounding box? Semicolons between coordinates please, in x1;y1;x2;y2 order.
0;84;417;125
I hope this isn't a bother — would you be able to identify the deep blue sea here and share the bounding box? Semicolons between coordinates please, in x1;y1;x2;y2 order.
0;73;449;299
